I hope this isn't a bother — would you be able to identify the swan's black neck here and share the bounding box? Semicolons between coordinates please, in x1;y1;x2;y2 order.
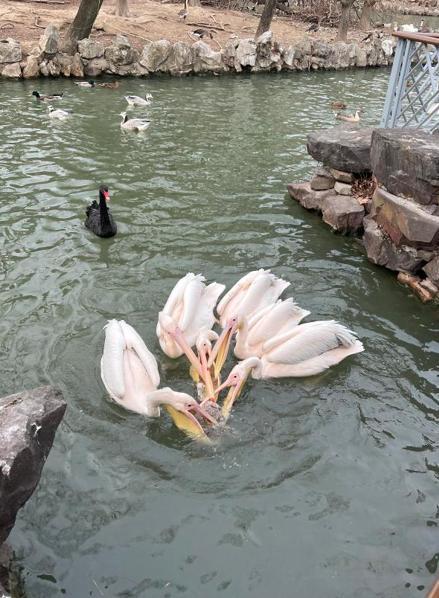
99;191;111;230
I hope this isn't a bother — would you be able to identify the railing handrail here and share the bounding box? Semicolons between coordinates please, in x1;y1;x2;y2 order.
393;31;439;46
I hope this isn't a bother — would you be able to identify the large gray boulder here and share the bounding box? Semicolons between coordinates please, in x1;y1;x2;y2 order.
78;38;104;60
287;181;334;211
193;41;224;73
0;63;21;78
139;39;172;72
0;39;21;64
363;217;426;272
373;187;439;249
254;31;282;71
321;194;365;234
307;125;372;173
235;38;257;70
38;25;59;56
22;55;40;78
104;35;138;67
163;41;194;75
83;56;109;77
0;386;66;545
371;128;439;206
423;255;439;285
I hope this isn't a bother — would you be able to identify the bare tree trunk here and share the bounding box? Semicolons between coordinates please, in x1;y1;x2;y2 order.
359;0;377;29
255;0;277;38
336;0;353;41
61;0;104;54
116;0;130;16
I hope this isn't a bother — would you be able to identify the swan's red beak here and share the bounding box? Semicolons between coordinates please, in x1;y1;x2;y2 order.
104;190;110;202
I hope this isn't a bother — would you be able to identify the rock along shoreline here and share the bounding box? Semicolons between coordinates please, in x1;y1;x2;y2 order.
288;125;439;303
0;25;396;79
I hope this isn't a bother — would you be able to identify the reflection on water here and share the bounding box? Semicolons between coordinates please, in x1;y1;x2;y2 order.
0;70;438;597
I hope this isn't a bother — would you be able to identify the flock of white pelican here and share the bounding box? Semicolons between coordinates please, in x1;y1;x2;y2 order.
100;269;364;441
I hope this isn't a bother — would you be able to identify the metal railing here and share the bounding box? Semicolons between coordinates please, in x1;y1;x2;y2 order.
381;31;439;131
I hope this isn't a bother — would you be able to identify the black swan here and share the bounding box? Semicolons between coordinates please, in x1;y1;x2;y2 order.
85;185;117;238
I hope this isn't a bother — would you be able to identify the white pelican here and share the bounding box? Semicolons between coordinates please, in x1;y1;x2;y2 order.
234;298;310;360
48;105;72;120
216;269;290;328
215;321;364;418
156;273;225;362
124;93;152;107
120;112;151;132
101;319;215;437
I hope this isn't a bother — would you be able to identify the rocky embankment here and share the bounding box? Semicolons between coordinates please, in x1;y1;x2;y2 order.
0;386;66;596
288;126;439;302
0;25;395;79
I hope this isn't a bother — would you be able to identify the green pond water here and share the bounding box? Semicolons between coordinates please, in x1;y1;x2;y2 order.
0;69;438;598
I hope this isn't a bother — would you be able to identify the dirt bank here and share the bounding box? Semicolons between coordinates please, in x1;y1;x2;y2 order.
0;0;392;55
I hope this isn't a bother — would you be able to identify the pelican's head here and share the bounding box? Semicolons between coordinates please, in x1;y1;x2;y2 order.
159;388;217;441
214;357;262;420
196;328;219;358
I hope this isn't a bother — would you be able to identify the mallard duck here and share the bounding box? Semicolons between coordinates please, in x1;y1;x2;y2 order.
98;81;120;89
120;112;151;132
124;93;152;107
331;100;347;110
32;90;64;102
47;105;72;120
336;110;361;123
74;80;96;88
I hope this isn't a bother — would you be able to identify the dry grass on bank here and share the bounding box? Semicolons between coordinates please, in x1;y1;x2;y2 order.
0;0;389;55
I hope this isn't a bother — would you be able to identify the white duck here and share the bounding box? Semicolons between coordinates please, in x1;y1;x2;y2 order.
120;112;151;132
216;269;290;328
124;93;153;107
48;105;72;120
101;319;214;433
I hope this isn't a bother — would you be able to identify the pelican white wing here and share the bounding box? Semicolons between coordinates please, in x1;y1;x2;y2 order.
157;273;225;358
217;269;289;326
245;299;310;348
101;319;160;414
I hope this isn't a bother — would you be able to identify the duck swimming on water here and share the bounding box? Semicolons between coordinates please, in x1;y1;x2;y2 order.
120;112;151;132
124;93;152;107
85;185;117;238
33;90;64;102
74;80;96;88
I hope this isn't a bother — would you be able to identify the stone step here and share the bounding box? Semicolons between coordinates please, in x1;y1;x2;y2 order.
371;128;439;207
287;181;333;211
373;187;439;249
306;125;372;173
322;195;364;234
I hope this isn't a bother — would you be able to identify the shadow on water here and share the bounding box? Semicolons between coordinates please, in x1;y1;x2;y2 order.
0;70;438;597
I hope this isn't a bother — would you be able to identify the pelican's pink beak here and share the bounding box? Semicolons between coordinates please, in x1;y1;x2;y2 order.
171;326;204;379
212;370;249;420
208;317;239;379
187;401;217;426
213;376;234;397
